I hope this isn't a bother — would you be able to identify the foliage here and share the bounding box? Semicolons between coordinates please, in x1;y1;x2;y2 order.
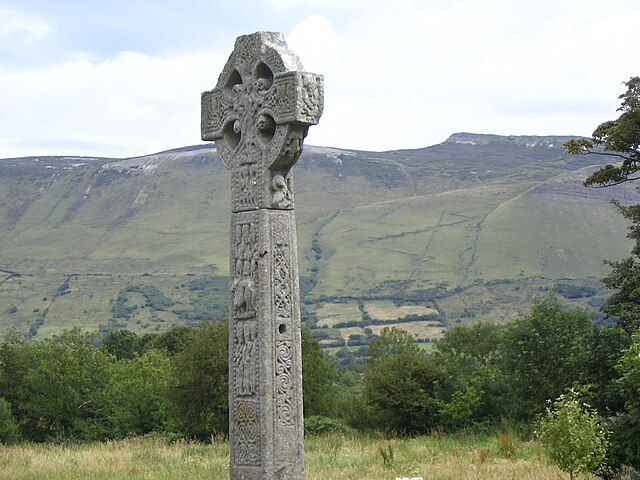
106;349;173;437
564;77;640;187
501;296;595;420
555;283;596;299
144;325;192;355
15;329;115;442
363;327;445;433
304;415;354;435
616;329;640;418
582;325;631;415
301;327;341;417
538;389;609;479
100;329;141;359
169;320;229;439
126;284;173;310
605;413;640;472
434;322;508;427
602;250;640;331
0;397;20;444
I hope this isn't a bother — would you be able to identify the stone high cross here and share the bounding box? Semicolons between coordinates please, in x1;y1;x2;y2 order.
201;32;323;480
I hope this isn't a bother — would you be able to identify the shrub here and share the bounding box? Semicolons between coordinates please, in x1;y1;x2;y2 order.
538;389;609;480
0;398;20;444
606;413;640;472
304;415;354;435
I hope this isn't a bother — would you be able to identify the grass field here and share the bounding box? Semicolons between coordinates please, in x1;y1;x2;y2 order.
363;300;439;321
0;140;637;341
0;432;598;480
367;321;446;341
308;301;362;327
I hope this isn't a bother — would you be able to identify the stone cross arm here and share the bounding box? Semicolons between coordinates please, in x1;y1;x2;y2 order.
201;32;324;175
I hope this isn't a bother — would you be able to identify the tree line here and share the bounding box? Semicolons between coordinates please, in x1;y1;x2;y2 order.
0;295;639;474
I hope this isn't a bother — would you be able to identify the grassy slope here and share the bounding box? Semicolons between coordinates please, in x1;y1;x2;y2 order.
0;136;636;339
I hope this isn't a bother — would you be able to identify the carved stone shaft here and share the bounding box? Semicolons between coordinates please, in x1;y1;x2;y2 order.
201;32;323;480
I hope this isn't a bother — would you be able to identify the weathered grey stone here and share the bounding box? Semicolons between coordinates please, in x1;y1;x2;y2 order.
201;31;323;480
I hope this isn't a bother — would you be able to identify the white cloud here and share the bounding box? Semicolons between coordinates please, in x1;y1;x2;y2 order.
286;0;640;150
0;7;54;42
1;0;640;156
287;15;344;72
0;50;224;158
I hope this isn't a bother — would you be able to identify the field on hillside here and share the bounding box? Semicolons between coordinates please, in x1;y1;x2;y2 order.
0;137;637;342
0;433;598;480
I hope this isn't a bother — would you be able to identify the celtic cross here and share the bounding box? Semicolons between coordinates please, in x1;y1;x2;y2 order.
201;31;323;480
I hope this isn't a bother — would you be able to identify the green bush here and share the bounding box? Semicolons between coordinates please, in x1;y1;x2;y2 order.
304;415;354;435
538;389;609;480
606;413;640;472
0;398;20;444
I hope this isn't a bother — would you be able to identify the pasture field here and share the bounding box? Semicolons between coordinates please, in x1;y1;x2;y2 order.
363;300;439;321
366;321;446;341
0;433;597;480
308;301;362;327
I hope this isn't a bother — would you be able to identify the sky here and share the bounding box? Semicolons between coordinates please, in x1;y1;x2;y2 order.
1;0;639;158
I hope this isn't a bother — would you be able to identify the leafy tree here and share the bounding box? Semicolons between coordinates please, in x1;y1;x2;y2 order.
601;254;640;331
16;329;115;442
106;349;172;436
145;325;192;355
436;322;503;369
101;329;140;360
435;322;508;426
538;389;609;480
617;329;640;414
301;327;340;418
565;77;640;331
0;398;20;444
582;325;631;415
501;297;595;420
565;76;640;187
0;328;30;409
363;327;444;433
170;320;229;439
600;329;640;471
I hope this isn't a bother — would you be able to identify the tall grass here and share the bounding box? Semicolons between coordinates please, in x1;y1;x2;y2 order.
0;432;599;479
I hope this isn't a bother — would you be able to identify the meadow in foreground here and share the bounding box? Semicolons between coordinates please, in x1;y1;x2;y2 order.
0;432;598;480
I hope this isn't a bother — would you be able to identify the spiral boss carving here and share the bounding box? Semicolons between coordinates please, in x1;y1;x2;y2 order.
201;32;323;480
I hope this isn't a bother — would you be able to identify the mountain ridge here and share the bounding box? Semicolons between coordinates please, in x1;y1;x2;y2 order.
0;133;635;344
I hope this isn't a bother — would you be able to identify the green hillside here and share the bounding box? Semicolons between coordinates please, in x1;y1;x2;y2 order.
0;134;636;341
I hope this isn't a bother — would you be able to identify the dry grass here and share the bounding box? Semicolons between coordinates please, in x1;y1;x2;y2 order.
0;432;600;480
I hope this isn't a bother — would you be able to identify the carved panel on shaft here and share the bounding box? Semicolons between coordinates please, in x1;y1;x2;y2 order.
275;340;294;426
232;220;258;319
273;242;292;319
234;399;260;466
233;320;259;397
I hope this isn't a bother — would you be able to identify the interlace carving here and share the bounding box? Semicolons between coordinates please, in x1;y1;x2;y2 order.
235;399;260;465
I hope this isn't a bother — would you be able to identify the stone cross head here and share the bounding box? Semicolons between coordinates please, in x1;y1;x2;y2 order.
201;32;324;212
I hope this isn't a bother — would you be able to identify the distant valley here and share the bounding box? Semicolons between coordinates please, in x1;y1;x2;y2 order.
0;133;637;348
